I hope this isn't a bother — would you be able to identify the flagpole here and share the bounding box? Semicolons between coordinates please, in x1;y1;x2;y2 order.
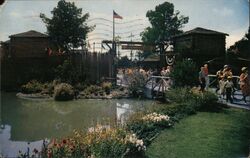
113;11;115;54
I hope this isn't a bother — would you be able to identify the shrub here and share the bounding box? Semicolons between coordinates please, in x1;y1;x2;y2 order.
152;87;219;120
127;71;147;97
170;59;198;87
42;82;54;96
101;82;112;95
74;82;86;91
126;112;173;145
54;83;74;101
165;87;195;103
199;91;219;111
54;59;81;84
21;80;43;94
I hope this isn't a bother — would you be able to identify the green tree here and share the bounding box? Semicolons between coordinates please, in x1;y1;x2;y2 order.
141;2;189;44
118;56;132;68
228;28;250;59
170;59;198;87
40;0;93;51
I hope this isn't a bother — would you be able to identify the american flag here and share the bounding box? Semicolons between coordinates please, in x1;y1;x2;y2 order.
113;11;123;19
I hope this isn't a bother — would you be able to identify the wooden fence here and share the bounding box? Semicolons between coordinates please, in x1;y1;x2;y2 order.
0;51;114;90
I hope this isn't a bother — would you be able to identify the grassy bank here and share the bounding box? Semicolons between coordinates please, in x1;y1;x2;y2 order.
146;108;250;158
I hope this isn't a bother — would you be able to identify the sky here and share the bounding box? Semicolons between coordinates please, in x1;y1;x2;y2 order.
0;0;249;54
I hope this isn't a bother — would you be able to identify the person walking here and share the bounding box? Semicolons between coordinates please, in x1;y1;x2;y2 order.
204;64;209;90
224;76;234;103
216;69;223;93
199;67;206;92
239;67;250;104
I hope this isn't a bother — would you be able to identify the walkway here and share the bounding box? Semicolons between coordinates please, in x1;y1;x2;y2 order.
211;88;250;110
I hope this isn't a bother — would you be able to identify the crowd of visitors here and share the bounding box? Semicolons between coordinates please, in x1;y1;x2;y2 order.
214;65;249;104
118;66;173;80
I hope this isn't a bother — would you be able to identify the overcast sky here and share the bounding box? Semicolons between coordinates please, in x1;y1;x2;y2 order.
0;0;249;52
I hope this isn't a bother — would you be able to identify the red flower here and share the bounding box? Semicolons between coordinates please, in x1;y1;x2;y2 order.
62;139;67;144
47;149;52;158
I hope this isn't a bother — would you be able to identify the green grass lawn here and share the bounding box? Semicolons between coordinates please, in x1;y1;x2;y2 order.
146;108;250;158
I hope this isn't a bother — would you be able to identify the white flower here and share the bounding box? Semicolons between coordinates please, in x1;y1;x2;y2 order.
142;113;170;122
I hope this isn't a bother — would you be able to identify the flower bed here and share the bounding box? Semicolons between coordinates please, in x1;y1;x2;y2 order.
43;125;146;158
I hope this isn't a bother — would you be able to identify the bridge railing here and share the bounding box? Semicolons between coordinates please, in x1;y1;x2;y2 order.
208;74;240;89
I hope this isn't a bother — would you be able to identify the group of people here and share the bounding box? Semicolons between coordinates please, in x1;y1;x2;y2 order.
160;66;172;77
199;64;249;104
215;65;249;104
215;65;234;103
118;66;173;80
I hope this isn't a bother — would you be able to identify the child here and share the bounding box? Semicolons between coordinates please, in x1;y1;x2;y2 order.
224;76;234;103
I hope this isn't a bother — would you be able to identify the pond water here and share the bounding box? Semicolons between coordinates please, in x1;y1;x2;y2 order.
0;92;155;157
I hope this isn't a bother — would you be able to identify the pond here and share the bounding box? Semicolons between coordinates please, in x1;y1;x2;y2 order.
0;92;155;157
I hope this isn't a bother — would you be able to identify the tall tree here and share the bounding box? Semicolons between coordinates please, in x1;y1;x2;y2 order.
228;28;250;59
141;2;188;44
40;0;93;51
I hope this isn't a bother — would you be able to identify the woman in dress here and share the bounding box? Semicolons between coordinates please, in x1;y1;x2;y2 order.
239;67;250;103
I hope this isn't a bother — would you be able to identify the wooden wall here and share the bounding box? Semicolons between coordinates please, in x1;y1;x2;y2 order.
10;37;50;58
1;52;114;90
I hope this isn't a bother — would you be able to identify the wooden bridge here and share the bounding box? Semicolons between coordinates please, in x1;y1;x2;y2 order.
144;76;172;99
117;74;172;99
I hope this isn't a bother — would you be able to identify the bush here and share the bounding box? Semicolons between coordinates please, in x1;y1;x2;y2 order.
54;59;81;84
165;87;195;103
199;91;219;111
54;83;74;101
151;87;219;121
84;85;103;96
101;82;112;95
170;59;198;87
21;80;43;94
42;82;54;96
127;71;147;97
74;82;87;91
126;112;173;145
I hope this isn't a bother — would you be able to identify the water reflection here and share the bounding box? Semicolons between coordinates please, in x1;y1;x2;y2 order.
0;92;154;157
0;125;44;157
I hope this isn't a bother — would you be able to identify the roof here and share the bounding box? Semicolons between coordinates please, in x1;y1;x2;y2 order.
143;54;160;62
1;40;10;44
173;27;229;38
10;30;49;38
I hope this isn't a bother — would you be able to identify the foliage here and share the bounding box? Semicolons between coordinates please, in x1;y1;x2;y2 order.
118;56;132;68
54;59;80;84
170;59;198;87
126;112;173;146
40;0;93;50
141;1;188;44
42;82;54;96
54;83;74;101
198;90;219;111
43;126;146;158
84;85;103;95
228;28;250;59
101;82;112;95
74;82;87;91
127;71;147;97
21;80;43;94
